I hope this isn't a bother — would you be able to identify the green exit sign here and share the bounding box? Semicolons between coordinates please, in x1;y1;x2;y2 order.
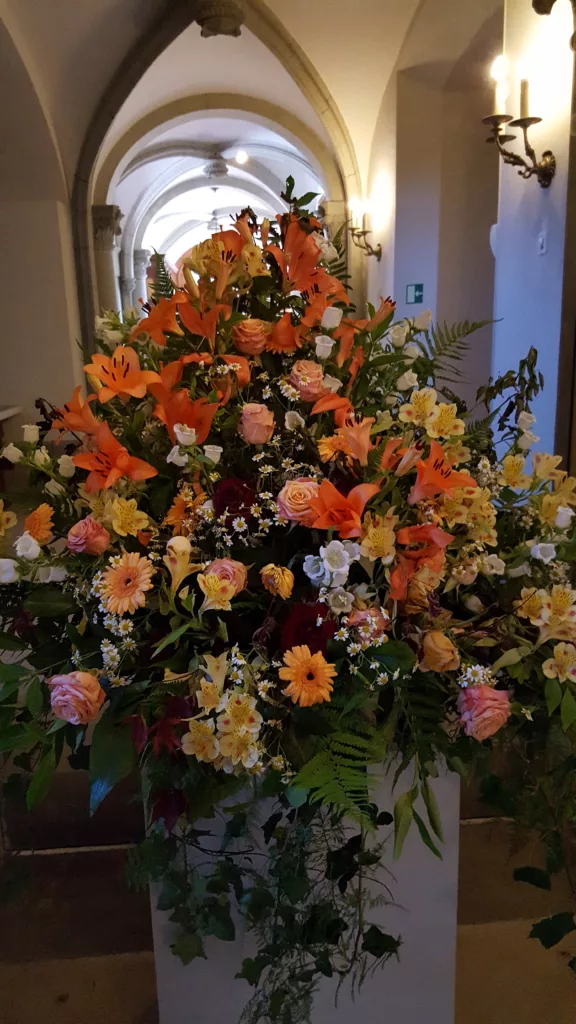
406;283;424;304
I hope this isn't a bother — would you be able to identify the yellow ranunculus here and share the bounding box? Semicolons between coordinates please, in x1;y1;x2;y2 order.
260;564;294;599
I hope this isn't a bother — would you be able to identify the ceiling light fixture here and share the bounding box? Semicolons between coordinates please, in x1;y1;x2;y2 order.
235;150;248;165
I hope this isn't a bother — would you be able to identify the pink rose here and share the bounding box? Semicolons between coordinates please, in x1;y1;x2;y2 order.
239;404;275;444
206;558;247;595
67;516;111;555
232;319;271;356
48;671;105;726
277;477;319;527
457;684;511;741
347;607;390;638
289;360;325;401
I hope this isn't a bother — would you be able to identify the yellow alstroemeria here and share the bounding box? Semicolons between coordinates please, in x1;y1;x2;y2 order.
181;718;220;762
538;493;563;527
514;586;552;626
398;387;437;427
163;536;200;594
445;441;471;465
111;497;149;537
218;731;260;768
542;642;576;683
554;474;576;506
0;499;17;539
197;652;229;712
198;573;235;612
217;692;262;736
498;454;531;489
359;509;398;565
532;452;563;481
425;403;465;439
241;242;271;279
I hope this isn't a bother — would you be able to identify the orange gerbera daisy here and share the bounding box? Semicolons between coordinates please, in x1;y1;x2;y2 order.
84;346;160;403
164;488;208;536
24;503;54;544
101;552;155;615
279;645;337;707
317;434;353;463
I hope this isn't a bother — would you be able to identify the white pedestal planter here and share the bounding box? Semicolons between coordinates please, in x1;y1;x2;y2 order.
151;770;460;1024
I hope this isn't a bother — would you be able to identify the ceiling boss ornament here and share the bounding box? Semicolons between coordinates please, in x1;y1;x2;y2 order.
193;0;245;37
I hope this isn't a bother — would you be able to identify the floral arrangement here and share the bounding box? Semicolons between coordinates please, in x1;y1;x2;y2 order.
1;180;576;1020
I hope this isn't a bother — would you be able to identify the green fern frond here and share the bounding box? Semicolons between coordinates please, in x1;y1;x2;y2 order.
293;722;386;824
419;320;490;380
151;252;176;301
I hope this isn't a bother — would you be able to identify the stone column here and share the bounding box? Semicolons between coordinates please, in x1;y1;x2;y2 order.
92;205;123;314
133;249;152;313
320;197;366;314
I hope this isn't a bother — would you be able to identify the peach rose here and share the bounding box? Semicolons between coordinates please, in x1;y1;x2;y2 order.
457;685;511;741
206;558;247;595
232;318;271;356
277;477;319;527
289;360;325;402
48;671;105;725
239;404;275;444
347;607;390;638
420;631;460;672
67;516;111;555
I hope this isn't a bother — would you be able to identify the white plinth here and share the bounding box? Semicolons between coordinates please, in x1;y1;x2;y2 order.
152;770;460;1024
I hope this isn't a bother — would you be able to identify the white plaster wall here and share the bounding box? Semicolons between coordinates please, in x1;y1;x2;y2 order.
0;200;83;442
492;0;575;455
152;771;460;1024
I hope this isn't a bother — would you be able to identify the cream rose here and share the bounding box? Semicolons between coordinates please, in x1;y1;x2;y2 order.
48;671;105;726
457;685;511;741
67;516;111;555
277;477;319;527
232;319;271;356
288;360;325;402
206;558;247;595
239;404;275;445
420;631;460;672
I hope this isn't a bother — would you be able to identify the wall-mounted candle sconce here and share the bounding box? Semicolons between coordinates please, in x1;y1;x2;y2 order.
348;198;382;260
482;54;556;188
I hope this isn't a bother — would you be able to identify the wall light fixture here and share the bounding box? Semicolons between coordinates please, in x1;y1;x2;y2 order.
482;54;556;188
348;198;382;260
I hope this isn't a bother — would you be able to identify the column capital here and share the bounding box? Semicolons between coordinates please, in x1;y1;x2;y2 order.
133;249;151;275
92;205;123;251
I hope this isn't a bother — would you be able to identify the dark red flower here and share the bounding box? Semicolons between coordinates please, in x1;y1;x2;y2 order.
280;602;336;655
151;789;188;832
213;478;256;521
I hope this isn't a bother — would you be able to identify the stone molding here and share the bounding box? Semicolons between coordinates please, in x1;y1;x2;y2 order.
92;205;123;251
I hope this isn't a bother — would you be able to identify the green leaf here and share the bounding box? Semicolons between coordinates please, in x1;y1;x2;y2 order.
286;785;309;808
236;956;271;987
560;689;576;731
89;716;135;814
26;745;56;809
208;902;235;941
421;778;444;842
529;912;576;949
393;789;414;859
0;724;37;753
0;632;28;651
0;664;28;701
545;677;563;716
297;191;320;207
513;866;551;891
26;677;44;717
412;808;442;858
361;924;401;958
24;588;76;618
492;647;531;673
152;622;190;657
171;932;206;965
370;640;416;674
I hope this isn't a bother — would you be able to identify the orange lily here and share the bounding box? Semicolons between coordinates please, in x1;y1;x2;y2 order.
265;312;303;354
52;386;99;436
73;423;157;493
390;523;454;602
408;440;477;506
301;269;350;328
177;300;230;351
334;297;396;367
347;346;365;385
180;353;214;366
336;415;375;466
212;228;245;299
131;294;185;346
84;346;160;403
379;438;424;476
266;217;321;293
310;480;380;538
153;389;219;444
311;394;354;427
220;355;251;388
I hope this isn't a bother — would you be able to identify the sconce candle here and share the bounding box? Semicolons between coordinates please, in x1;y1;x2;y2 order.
520;78;530;119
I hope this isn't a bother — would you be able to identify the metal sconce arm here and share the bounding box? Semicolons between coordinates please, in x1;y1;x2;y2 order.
482;114;556;188
348;225;382;261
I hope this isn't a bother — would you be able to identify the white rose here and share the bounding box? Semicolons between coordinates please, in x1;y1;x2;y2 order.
45;479;65;498
481;554;506;575
33;446;51;467
0;558;18;583
530;543;556;564
517;411;536;433
327;587;355;615
321;307;343;330
167;536;192;556
311;232;338;263
57;454;76;478
285;411;305;432
404;343;420;364
555;506;575;529
15;532;41;560
507;562;531;578
203;445;223;465
389;323;409;349
166;445;188;468
315;335;335;360
413;309;432;331
22;424;40;443
174;423;198;447
396;370;419;391
2;443;23;464
518;431;539;451
322;375;343;393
